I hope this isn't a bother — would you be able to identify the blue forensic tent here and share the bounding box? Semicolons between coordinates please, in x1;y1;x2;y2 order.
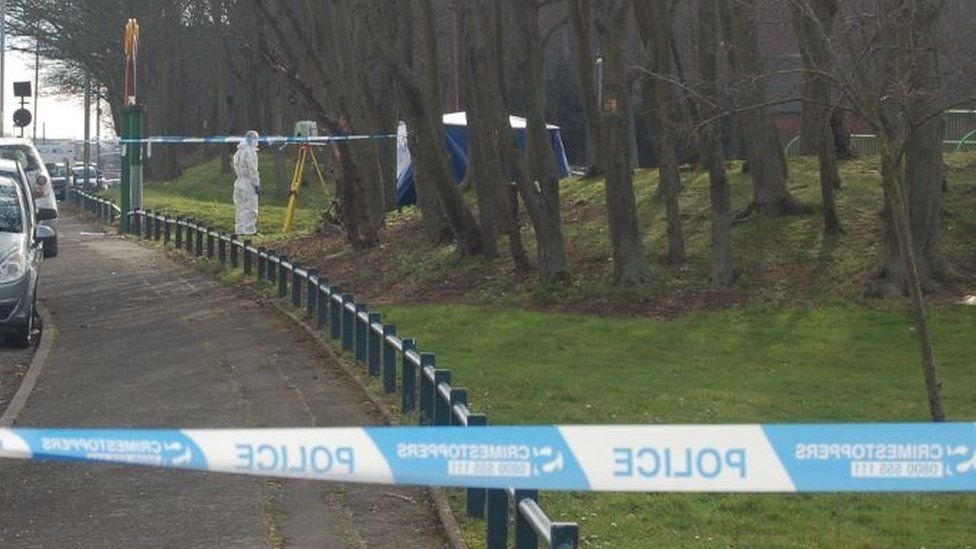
395;111;571;206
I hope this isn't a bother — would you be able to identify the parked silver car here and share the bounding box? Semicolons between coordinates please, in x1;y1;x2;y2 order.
0;174;56;347
0;159;58;257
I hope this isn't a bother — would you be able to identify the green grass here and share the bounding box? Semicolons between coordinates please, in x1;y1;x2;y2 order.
102;152;333;247
96;151;976;546
381;302;976;548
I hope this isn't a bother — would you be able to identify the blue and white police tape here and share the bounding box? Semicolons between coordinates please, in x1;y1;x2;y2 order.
74;134;395;146
1;424;975;492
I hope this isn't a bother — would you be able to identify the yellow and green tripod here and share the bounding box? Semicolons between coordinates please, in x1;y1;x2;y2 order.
282;144;329;232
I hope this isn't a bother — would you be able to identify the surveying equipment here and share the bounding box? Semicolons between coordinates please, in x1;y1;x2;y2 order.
282;121;329;232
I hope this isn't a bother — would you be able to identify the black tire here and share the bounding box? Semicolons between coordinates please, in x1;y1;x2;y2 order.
45;237;58;258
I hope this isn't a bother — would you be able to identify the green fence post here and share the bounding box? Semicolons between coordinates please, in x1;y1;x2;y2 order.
514;490;540;549
267;251;277;286
466;412;488;518
401;339;418;412
232;238;241;269
419;353;435;425
206;228;215;258
329;287;342;339
256;246;265;281
382;325;397;393
306;268;318;315
341;294;354;351
195;223;204;257
354;303;368;363
291;263;303;307
218;233;227;263
175;217;183;248
163;217;171;245
367;312;381;377
316;282;329;329
433;369;452;426
278;255;289;297
485;488;508;549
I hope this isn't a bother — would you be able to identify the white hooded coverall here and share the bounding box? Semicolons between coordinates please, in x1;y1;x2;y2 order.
233;133;260;235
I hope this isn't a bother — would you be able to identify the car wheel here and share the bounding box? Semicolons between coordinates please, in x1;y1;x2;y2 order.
44;237;58;259
8;306;38;349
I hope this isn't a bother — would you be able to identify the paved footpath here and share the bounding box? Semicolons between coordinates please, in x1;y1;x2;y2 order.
0;213;447;548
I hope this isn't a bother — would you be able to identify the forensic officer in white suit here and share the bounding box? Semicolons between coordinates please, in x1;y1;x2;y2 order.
233;130;261;235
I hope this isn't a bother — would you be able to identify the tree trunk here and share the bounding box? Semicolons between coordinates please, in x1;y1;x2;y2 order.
878;133;945;421
697;0;734;288
567;0;603;178
459;3;503;258
723;0;810;218
791;0;844;234
596;1;651;283
391;0;453;245
874;0;946;293
638;0;685;264
501;0;570;281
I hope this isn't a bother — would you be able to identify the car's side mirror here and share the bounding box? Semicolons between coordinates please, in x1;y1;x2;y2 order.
35;225;57;258
37;208;57;221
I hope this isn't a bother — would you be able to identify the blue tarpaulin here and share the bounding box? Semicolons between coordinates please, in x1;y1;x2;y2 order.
395;111;571;206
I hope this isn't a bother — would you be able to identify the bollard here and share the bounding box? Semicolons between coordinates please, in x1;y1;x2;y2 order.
175;217;183;249
485;488;508;549
401;339;417;412
163;217;171;245
419;353;436;425
382;325;397;393
291;263;303;308
354;303;368;363
132;210;142;237
329;287;342;340
306;269;318;315
206;228;215;259
154;214;162;241
514;490;541;549
256;246;266;281
316;283;329;329
433;369;452;426
218;233;227;263
367;312;381;377
341;294;354;351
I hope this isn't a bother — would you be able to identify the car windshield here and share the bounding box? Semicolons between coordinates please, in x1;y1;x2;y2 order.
0;145;40;172
0;178;23;233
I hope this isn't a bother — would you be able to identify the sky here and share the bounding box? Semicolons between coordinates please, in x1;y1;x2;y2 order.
1;50;115;140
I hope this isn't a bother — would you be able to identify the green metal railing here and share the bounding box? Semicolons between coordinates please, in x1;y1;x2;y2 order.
68;188;580;549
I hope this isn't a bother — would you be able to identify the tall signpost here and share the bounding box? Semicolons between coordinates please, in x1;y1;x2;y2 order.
120;19;141;232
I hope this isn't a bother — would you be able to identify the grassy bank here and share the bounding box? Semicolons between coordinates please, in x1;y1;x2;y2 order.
382;302;976;547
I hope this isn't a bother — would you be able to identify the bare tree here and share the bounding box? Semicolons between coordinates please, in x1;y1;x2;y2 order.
634;0;685;265
791;0;844;234
695;0;735;288
584;0;652;284
721;0;811;218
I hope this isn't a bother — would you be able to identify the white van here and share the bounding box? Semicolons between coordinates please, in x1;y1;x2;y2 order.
0;139;58;214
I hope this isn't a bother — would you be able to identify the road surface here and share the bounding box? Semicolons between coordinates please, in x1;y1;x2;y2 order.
0;213;447;548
